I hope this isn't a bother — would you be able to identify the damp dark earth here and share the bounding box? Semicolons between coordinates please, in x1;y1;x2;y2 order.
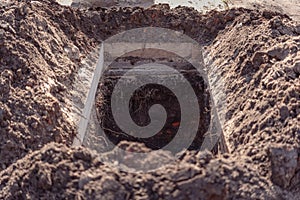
0;0;299;199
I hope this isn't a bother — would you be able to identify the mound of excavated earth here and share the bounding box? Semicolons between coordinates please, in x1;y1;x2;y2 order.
0;142;277;199
0;0;299;199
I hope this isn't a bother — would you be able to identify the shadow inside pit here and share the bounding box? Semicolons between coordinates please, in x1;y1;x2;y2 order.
95;49;213;153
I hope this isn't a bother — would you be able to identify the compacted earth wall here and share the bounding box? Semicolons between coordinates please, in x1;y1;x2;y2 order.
0;0;299;199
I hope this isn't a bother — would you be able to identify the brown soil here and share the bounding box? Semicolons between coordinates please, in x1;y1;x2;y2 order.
0;142;276;199
0;0;96;169
0;0;299;199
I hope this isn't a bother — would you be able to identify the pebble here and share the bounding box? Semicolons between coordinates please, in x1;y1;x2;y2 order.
64;44;80;60
31;122;38;129
270;17;283;28
293;62;300;75
269;145;298;188
267;47;289;61
279;105;289;121
16;68;22;78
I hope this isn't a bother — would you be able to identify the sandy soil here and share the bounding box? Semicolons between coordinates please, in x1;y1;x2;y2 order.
232;0;300;21
0;0;299;199
64;0;300;21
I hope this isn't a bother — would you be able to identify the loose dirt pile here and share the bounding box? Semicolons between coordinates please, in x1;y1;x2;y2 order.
0;0;299;199
0;142;275;199
0;0;98;169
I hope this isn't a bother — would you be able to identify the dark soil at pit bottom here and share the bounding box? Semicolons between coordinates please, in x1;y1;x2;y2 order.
0;0;299;199
96;55;212;152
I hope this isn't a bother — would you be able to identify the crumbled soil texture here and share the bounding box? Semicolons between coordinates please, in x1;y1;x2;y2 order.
231;0;300;21
0;0;98;169
0;0;299;199
0;142;278;199
96;55;211;152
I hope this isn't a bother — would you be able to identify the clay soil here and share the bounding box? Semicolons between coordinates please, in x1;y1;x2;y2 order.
0;0;299;199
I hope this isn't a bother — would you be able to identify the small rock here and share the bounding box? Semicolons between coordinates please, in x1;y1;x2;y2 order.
78;173;93;189
270;17;283;29
31;122;38;129
16;68;22;78
252;52;269;67
269;145;298;188
267;47;289;61
64;44;80;60
73;150;92;162
263;10;275;19
293;62;300;75
279;105;289;121
38;170;53;190
284;67;297;79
